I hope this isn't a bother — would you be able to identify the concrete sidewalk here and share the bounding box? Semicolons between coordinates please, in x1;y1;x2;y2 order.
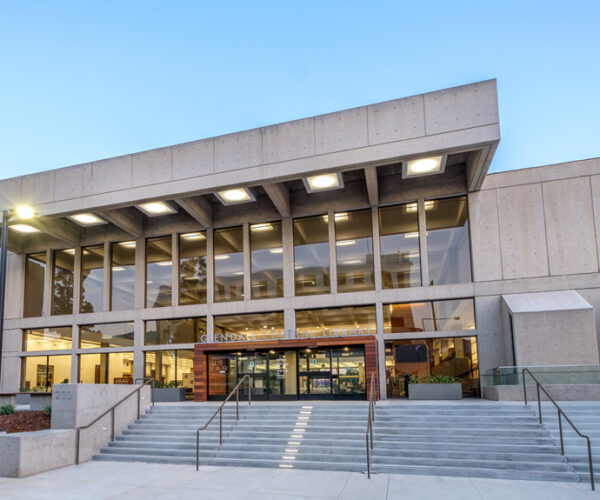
0;461;596;499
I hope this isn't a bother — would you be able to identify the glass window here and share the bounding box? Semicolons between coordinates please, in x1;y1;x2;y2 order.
384;298;476;333
80;245;104;313
79;352;134;384
21;355;71;391
426;196;472;285
79;322;135;349
295;306;376;338
379;204;421;288
293;215;330;296
146;236;172;308
332;347;366;395
52;249;75;315
145;317;207;345
214;312;285;342
179;232;207;305
335;210;374;292
111;241;136;311
214;227;243;302
144;349;194;394
24;253;46;318
23;327;72;351
250;221;283;299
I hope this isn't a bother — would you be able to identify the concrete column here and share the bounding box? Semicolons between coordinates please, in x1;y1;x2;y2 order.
284;308;295;339
133;318;144;381
417;199;429;287
206;228;214;304
328;209;337;294
43;249;53;316
282;217;294;298
134;238;145;310
72;247;82;314
375;301;387;399
371;206;382;291
103;241;111;312
206;314;214;343
71;324;79;384
171;233;178;307
243;223;251;301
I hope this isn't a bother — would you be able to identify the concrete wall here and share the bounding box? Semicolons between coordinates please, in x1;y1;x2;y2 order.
483;384;600;401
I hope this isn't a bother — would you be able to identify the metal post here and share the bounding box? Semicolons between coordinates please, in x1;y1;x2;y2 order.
196;431;199;471
536;384;542;423
558;410;564;455
249;378;252;406
587;438;595;490
236;388;239;420
366;433;371;479
111;408;115;441
0;210;9;383
219;407;223;445
75;428;80;464
137;390;140;419
522;370;528;405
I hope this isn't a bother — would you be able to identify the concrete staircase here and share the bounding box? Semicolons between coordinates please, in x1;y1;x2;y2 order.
93;401;583;482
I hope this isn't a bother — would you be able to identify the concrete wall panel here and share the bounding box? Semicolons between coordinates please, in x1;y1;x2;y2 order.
215;129;263;173
21;171;55;205
91;156;133;195
54;163;93;200
543;177;598;275
0;177;22;209
172;139;214;180
315;107;368;155
367;95;425;145
497;184;549;279
474;295;506;383
131;147;172;188
0;355;19;392
5;253;23;319
591;175;600;267
263;117;315;164
577;288;600;349
469;190;503;281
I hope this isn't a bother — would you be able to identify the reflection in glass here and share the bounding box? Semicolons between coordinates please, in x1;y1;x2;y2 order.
208;353;237;396
214;312;284;342
79;352;134;384
294;215;330;296
379;204;421;288
80;245;104;313
433;298;476;331
426;196;472;285
21;355;71;391
295;306;376;338
80;322;134;348
332;348;366;394
24;253;46;317
214;227;243;302
384;299;476;333
145;317;207;345
251;222;283;299
23;327;72;351
52;249;74;315
335;210;374;292
111;241;135;311
145;349;194;395
179;232;207;305
268;350;297;396
146;236;172;308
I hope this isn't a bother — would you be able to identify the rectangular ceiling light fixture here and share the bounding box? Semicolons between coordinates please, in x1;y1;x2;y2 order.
303;172;344;193
181;232;205;240
215;188;255;205
137;201;178;217
9;224;41;234
402;155;446;178
68;213;107;226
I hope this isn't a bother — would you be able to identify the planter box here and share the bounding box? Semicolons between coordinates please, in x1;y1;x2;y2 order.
408;383;462;400
15;393;52;410
152;388;187;402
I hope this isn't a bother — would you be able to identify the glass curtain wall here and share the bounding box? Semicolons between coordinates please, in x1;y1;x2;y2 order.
379;204;421;288
296;306;376;338
79;352;134;384
144;349;194;393
250;222;283;299
426;196;472;285
21;355;71;390
145;317;207;345
111;241;136;311
384;298;476;333
23;327;72;351
52;249;75;315
293;215;330;295
213;227;244;302
335;210;374;292
146;236;172;308
79;323;135;349
24;253;46;317
80;245;104;313
179;232;207;305
213;312;285;342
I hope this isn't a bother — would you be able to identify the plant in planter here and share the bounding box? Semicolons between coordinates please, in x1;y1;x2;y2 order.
407;374;463;400
0;403;15;415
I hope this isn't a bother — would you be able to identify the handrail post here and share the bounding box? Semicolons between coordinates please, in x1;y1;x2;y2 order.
111;408;115;441
219;407;223;445
137;390;140;420
522;369;528;405
536;383;542;424
587;438;595;491
236;387;239;420
249;376;252;406
366;433;371;479
75;428;80;464
196;431;199;471
558;409;564;455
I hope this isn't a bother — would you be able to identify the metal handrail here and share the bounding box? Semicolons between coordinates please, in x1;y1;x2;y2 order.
365;373;376;478
75;377;155;464
522;368;595;490
196;374;252;471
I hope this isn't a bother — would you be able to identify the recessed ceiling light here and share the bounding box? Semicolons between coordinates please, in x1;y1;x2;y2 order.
406;201;435;213
403;156;446;178
64;249;76;255
137;201;177;217
214;254;230;260
112;266;125;272
336;240;356;247
404;232;419;239
269;248;283;254
119;241;136;248
303;172;344;193
155;261;172;266
181;232;205;240
68;213;106;226
251;223;273;231
343;259;362;265
215;188;255;205
9;224;41;234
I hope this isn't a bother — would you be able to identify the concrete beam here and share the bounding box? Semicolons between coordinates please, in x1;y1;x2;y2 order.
263;183;291;218
25;217;80;247
98;208;144;238
364;167;379;206
174;196;212;228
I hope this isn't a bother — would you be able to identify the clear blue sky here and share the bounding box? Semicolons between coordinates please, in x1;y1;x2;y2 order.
1;1;599;179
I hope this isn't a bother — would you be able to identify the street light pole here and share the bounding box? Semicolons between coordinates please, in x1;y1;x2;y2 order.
0;209;9;386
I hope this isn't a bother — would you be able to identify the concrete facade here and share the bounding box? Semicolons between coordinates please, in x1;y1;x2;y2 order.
0;78;598;399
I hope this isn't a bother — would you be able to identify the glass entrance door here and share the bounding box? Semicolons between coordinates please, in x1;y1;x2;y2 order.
237;352;268;399
268;350;297;400
298;348;333;398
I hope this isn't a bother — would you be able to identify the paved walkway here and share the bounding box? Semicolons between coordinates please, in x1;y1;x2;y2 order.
0;461;597;499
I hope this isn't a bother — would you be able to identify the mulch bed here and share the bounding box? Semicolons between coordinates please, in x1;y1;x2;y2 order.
0;411;51;433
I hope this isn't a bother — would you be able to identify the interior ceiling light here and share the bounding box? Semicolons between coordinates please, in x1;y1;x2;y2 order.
251;223;273;231
181;232;205;240
404;232;419;239
402;155;446;178
137;201;177;217
269;248;283;254
119;241;136;248
303;172;344;193
214;254;230;260
15;205;35;219
336;239;356;247
9;224;40;234
68;213;106;226
406;201;435;213
215;188;255;205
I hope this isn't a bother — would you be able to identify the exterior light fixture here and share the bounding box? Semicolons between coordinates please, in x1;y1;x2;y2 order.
215;188;255;205
303;172;344;193
68;213;106;226
9;224;41;234
15;205;35;219
402;155;446;178
137;201;177;217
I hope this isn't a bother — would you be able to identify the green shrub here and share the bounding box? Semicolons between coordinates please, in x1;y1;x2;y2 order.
0;403;15;415
409;375;462;384
43;405;52;417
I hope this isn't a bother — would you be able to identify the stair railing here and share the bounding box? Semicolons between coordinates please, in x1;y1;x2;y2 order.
75;377;154;464
365;372;376;478
522;368;594;490
196;374;252;471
